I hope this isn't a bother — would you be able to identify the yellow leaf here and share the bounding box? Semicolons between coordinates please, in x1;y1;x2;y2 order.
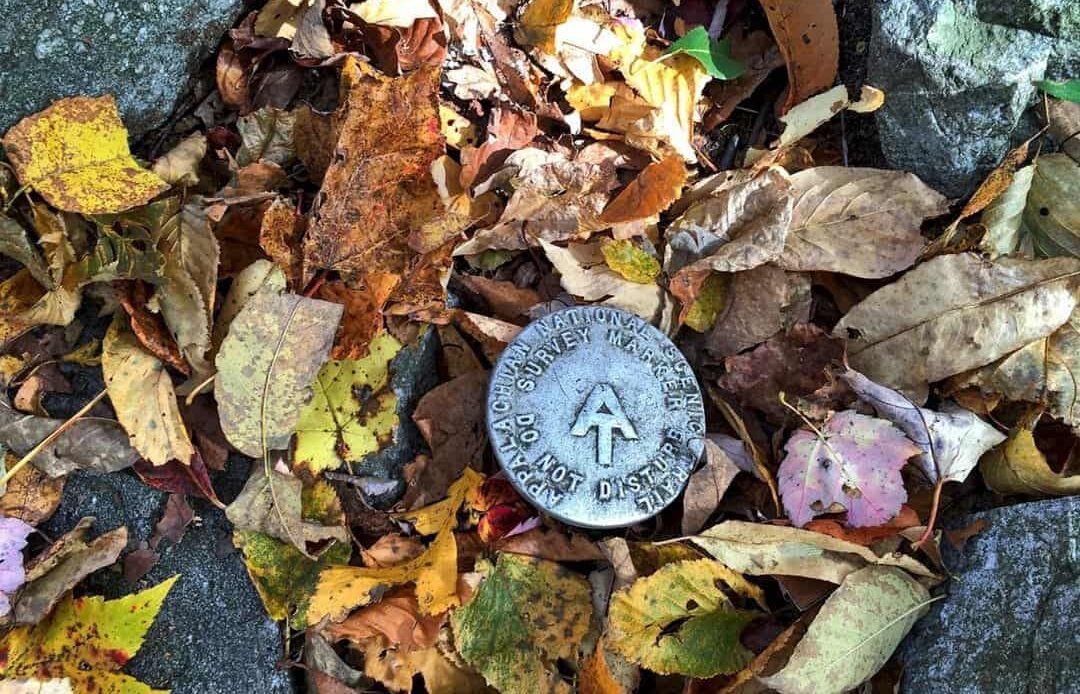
2;96;169;214
102;313;194;466
683;272;729;333
306;469;484;623
439;105;477;149
607;559;762;677
601;239;660;284
255;0;305;38
979;416;1080;496
348;0;439;27
566;83;617;122
359;634;488;694
294;332;402;475
0;576;178;694
516;0;575;53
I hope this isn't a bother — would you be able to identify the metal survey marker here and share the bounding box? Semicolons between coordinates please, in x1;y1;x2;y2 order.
486;306;706;529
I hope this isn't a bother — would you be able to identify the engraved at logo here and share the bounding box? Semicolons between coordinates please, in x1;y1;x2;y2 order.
571;384;637;468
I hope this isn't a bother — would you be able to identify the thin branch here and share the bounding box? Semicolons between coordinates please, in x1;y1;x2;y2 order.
1;389;108;486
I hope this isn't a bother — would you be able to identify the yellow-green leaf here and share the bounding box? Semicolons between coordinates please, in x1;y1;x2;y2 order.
0;576;178;694
601;239;661;284
1;96;169;214
451;553;593;694
102;313;194;466
683;272;729;332
979;418;1080;496
607;559;762;677
294;332;401;475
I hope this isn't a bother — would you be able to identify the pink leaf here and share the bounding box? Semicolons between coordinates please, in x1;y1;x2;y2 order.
778;411;919;528
0;515;34;617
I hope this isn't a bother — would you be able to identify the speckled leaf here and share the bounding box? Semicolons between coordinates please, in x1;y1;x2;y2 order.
981;164;1034;258
601;240;661;284
102;314;194;466
606;559;762;677
1;96;169;214
226;464;304;552
210;259;286;353
683;272;728;333
0;575;178;694
759;566;931;694
294;332;401;475
214;287;342;457
777;167;948;278
452;553;592;694
778;411;919;527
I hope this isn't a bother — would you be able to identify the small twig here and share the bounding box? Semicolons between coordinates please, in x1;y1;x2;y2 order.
913;478;945;549
1;389;108;486
184;372;217;406
302;269;328;298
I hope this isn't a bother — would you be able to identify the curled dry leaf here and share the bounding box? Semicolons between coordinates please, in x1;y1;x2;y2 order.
759;566;931;694
690;520;936;584
1;96;168;214
151;133;207;187
778;167;949;278
979;416;1080;497
841;368;1005;485
778;411;919;528
0;463;65;525
409;369;488;503
102;315;194;466
759;0;839;112
834;254;1080;399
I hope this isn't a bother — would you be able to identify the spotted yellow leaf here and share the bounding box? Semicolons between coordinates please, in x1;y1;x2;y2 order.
2;96;169;214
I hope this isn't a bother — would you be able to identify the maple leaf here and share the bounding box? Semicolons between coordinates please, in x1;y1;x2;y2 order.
0;576;178;693
0;516;33;617
778;411;919;528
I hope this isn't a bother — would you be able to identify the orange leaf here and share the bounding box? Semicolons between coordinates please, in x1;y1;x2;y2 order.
599;156;687;225
759;0;839;112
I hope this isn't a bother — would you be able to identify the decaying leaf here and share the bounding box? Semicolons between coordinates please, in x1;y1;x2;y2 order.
759;0;839;112
834;254;1080;398
690;520;936;585
452;553;592;693
294;332;402;475
759;566;931;694
2;96;168;214
601;240;661;284
681;437;742;535
236;107;296;167
777;168;948;278
0;576;177;692
0;463;65;525
152;133;207;187
215;283;342;457
706;265;811;357
979;415;1080;496
1015;153;1080;259
359;633;488;694
226;465;306;553
778;411;919;527
607;559;762;677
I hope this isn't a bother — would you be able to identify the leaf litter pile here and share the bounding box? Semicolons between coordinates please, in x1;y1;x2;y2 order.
0;0;1078;692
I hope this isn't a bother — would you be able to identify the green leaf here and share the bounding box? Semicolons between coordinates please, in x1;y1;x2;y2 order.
760;566;932;694
606;559;761;678
1035;79;1080;103
664;27;746;80
0;576;178;693
452;553;593;694
294;332;402;475
214;284;343;458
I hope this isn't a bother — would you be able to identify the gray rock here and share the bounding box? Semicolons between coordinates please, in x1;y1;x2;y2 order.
43;467;294;694
976;0;1080;39
870;0;1053;197
900;496;1080;694
0;0;245;137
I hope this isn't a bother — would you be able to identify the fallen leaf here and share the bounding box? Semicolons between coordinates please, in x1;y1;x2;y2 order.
665;27;745;80
834;254;1080;398
717;324;846;423
759;0;839;112
541;240;668;324
749;85;883;164
304;61;444;279
1016;153;1080;259
778;411;919;527
804;506;921;547
979;415;1080;496
152;133;207;186
1;96;168;214
580;638;640;694
14;519;126;625
607;559;762;677
325;586;442;652
452;553;592;693
292;0;333;59
599;156;687;225
706;265;811;357
0;215;50;289
759;566;931;694
102;314;194;466
515;0;573;53
690;520;935;584
132;453;222;506
840;368;1005;485
704;29;785;126
236;107;296;167
258;198;305;290
294;332;402;475
455;274;539;321
215;283;342;457
494;526;604;562
777;168;948;277
351;0;438;26
681;437;742;534
226;464;309;553
358;633;488;694
314;277;401;359
210;259;286;352
0;678;73;693
115;280;188;375
0;463;64;525
256;0;306;37
1036;78;1080;102
682;272;728;332
0;516;33;618
981;163;1035;258
0;576;177;692
601;240;661;284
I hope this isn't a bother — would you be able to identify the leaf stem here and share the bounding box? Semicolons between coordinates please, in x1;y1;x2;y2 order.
1;389;108;486
913;478;945;549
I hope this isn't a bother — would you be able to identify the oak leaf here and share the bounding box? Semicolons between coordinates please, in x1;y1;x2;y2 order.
1;96;168;214
778;411;919;527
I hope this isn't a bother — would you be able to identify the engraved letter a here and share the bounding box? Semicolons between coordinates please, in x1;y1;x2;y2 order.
571;384;638;468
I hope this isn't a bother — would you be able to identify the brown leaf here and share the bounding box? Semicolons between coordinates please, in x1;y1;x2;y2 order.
132;452;222;507
0;460;65;525
258;198;306;290
759;0;840;113
455;274;539;321
216;38;252;110
681;438;743;535
705;265;811;357
705;30;785;128
459;107;539;190
315;278;400;360
115;280;189;375
293;104;340;184
361;534;425;568
599;155;686;225
494;527;604;562
325;587;442;652
716;324;846;422
304;60;444;280
363;16;449;75
803;505;921;547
